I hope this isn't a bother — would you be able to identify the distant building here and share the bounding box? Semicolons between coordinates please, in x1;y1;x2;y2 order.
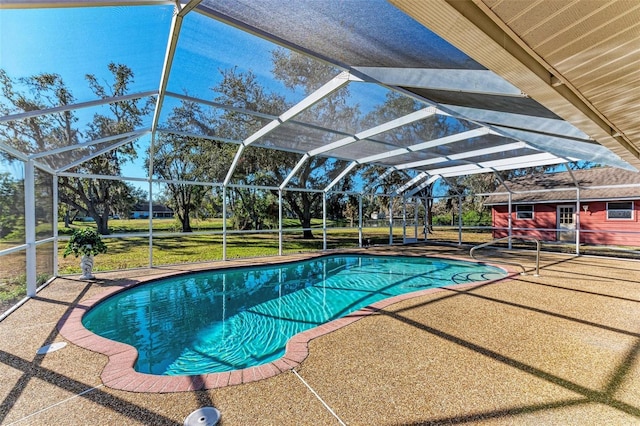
484;168;640;246
130;203;174;219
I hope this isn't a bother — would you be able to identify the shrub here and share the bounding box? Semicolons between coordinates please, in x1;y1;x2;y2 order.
63;228;107;258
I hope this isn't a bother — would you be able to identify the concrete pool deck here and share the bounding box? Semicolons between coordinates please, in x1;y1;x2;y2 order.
1;245;639;425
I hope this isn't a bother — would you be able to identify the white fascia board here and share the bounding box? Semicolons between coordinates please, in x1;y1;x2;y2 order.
353;67;524;97
308;106;437;157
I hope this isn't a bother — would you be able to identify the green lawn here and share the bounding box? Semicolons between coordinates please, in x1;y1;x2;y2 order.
5;217;639;314
56;224;494;274
2;221;493;312
57;227;390;274
57;217;316;235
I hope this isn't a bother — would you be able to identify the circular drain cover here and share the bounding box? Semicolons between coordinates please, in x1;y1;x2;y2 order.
184;407;221;426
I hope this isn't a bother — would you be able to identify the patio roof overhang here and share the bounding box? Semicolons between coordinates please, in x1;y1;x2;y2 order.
392;0;640;172
1;0;638;196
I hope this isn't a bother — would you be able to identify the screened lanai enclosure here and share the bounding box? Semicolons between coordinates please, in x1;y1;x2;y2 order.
2;1;640;316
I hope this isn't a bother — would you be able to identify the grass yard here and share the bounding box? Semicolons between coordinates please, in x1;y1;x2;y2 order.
2;219;496;313
56;228;381;274
3;215;638;314
56;224;495;274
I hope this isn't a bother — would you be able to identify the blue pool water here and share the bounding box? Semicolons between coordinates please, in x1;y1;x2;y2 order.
82;255;505;375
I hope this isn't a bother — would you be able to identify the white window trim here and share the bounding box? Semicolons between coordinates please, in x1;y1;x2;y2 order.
516;204;534;220
606;201;634;220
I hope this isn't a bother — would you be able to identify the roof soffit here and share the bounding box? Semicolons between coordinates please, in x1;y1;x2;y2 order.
389;0;640;171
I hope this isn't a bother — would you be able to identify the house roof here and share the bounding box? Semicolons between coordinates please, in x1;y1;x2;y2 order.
133;203;173;212
485;167;640;205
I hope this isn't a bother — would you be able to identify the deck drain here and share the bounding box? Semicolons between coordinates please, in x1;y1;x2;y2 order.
36;342;67;355
184;407;220;426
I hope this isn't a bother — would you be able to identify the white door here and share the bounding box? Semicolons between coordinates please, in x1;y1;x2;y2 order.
557;205;576;242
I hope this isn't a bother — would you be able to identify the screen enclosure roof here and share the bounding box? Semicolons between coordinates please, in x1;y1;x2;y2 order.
1;0;638;194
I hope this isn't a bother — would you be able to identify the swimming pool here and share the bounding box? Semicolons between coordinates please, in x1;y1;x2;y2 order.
82;255;505;376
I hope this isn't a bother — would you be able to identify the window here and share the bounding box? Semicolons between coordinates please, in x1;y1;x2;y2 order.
607;201;634;220
516;205;534;220
558;206;574;225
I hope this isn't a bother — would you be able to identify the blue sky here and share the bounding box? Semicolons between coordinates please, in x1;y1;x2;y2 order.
0;5;393;186
0;4;431;200
0;4;311;122
0;6;171;99
0;5;299;186
1;6;169;182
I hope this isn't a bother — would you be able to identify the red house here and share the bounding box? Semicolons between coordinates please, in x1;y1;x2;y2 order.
484;168;640;247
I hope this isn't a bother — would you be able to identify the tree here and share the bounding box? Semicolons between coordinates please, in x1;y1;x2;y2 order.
149;95;234;232
228;185;277;230
152;133;207;233
147;68;285;233
0;71;77;232
360;92;466;232
344;194;360;227
266;50;361;238
59;63;153;234
0;173;22;238
0;70;80;155
110;184;147;220
208;67;292;232
0;64;152;234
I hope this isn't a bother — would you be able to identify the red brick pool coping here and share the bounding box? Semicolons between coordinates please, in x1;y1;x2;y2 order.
57;254;517;393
